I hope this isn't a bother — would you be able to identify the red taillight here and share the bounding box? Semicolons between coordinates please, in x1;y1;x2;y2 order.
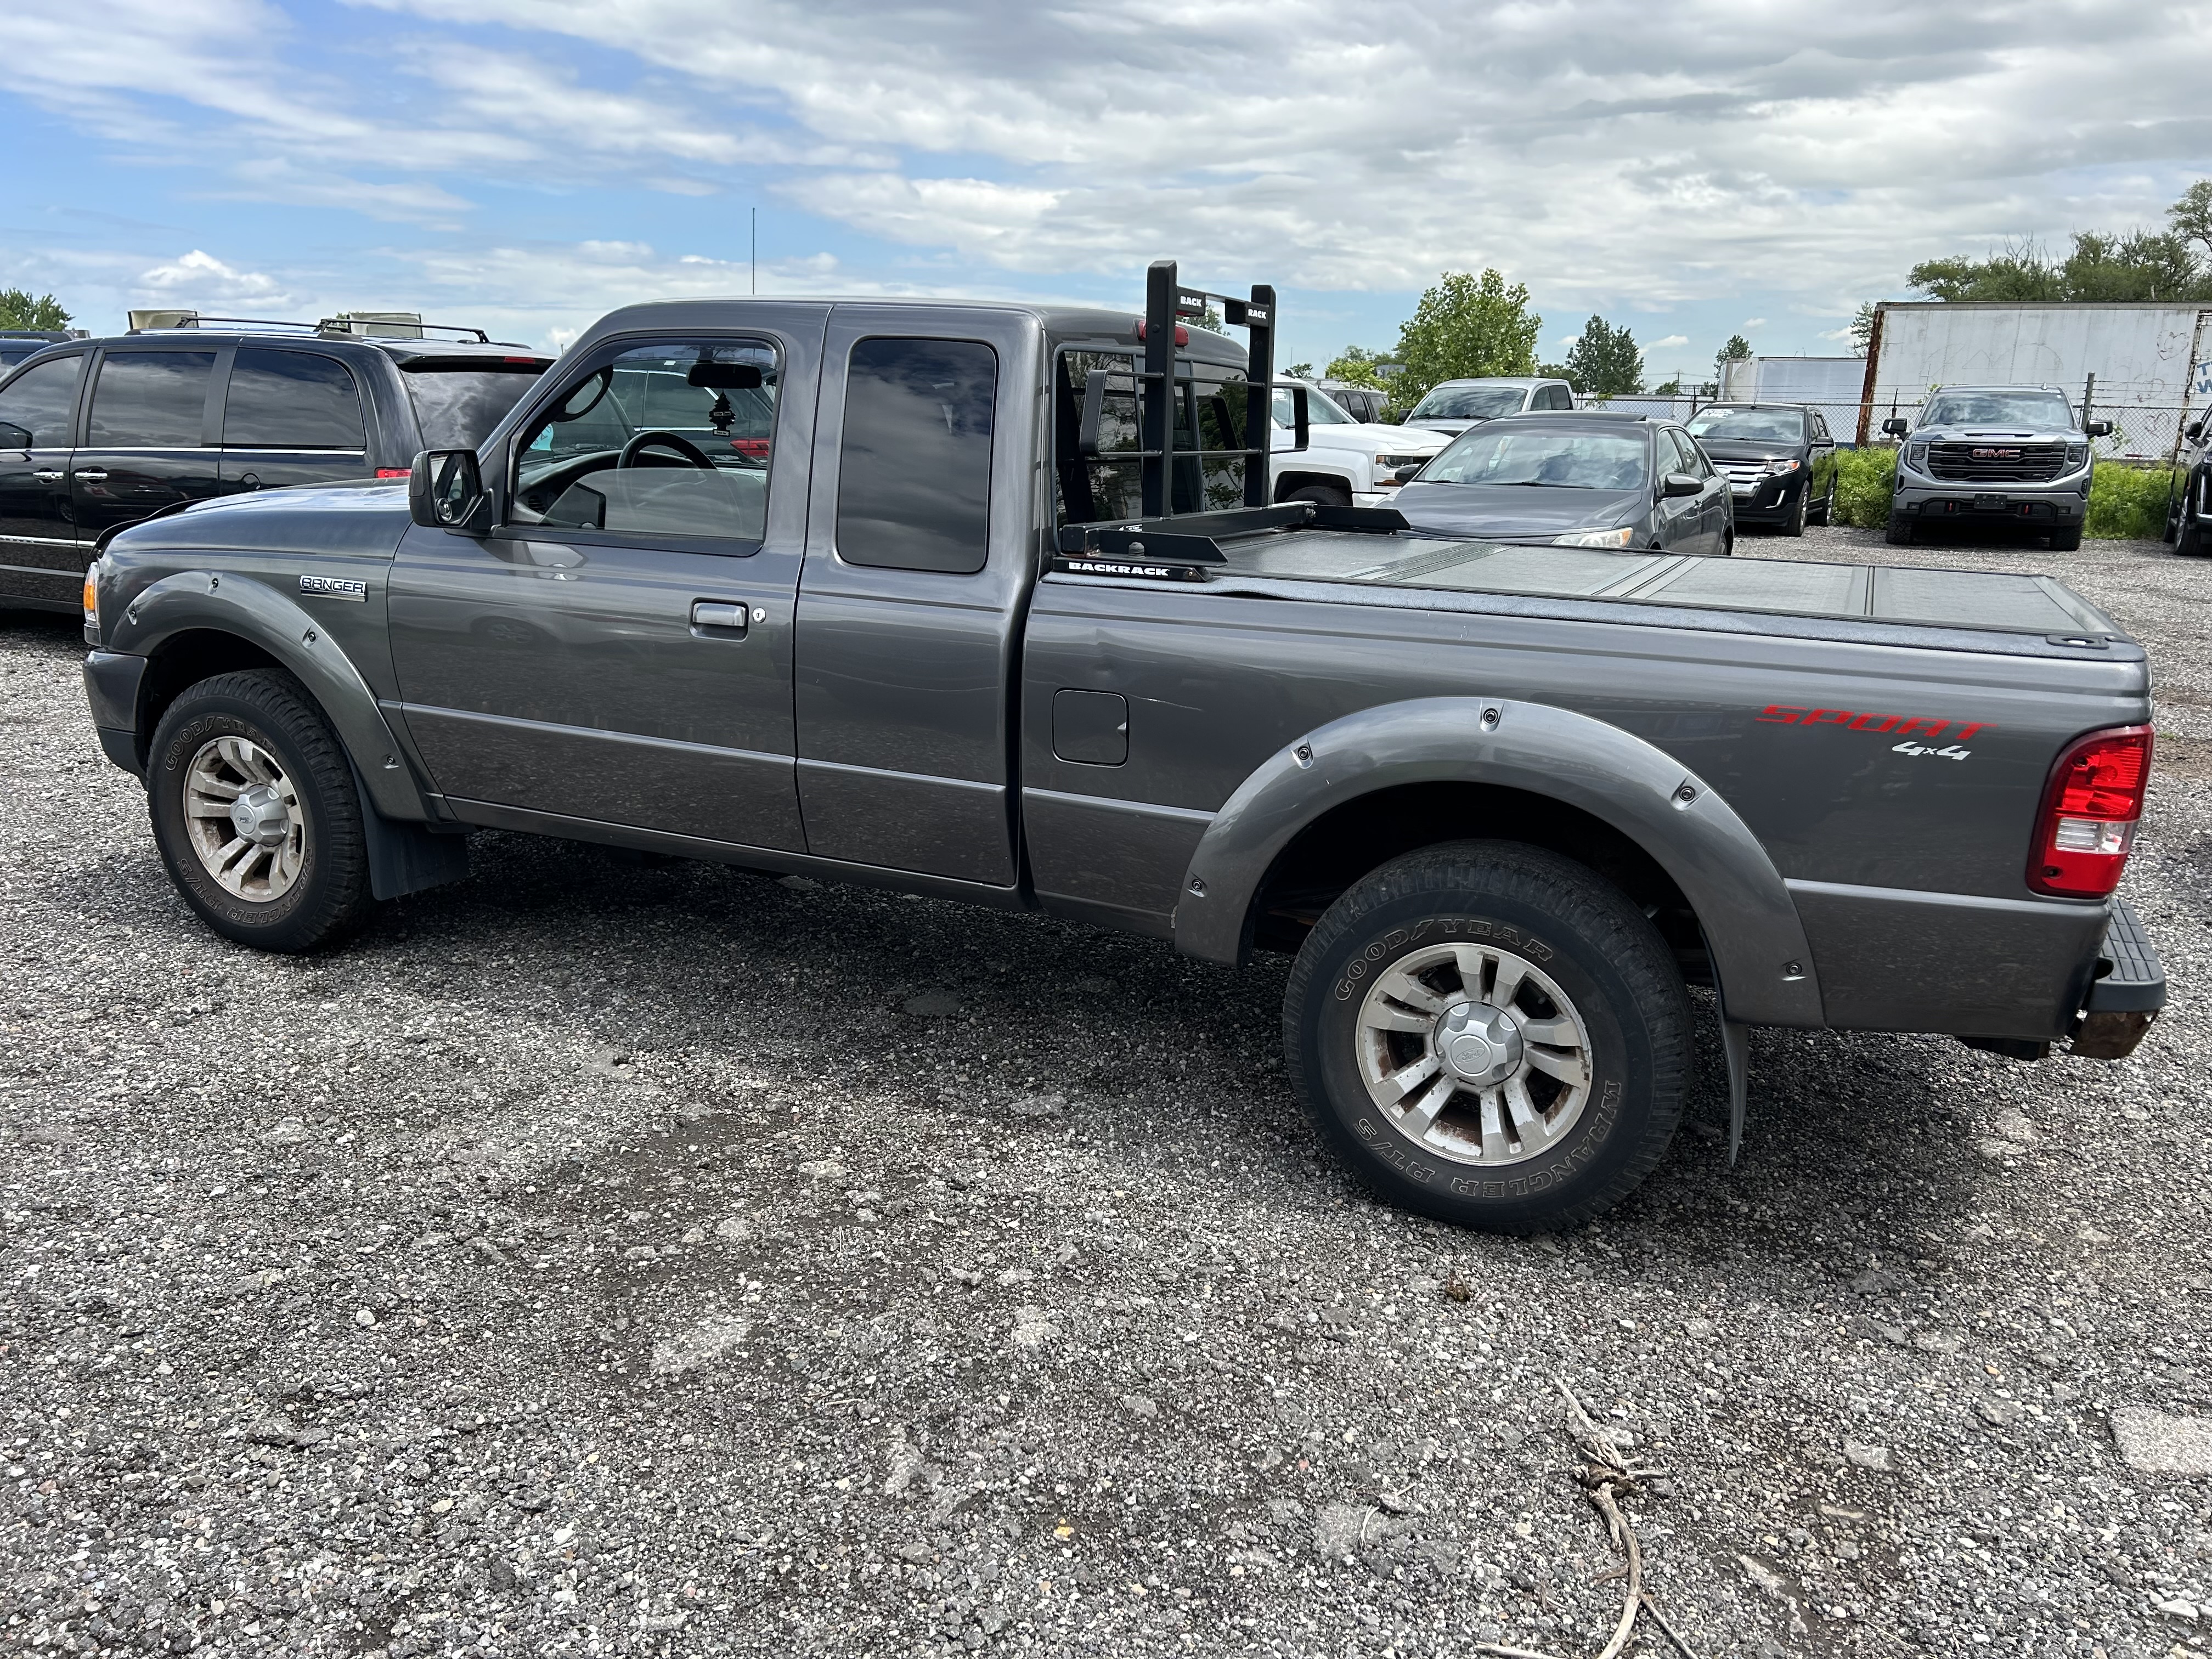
1134;320;1189;347
376;467;410;478
730;438;770;460
2029;725;2152;898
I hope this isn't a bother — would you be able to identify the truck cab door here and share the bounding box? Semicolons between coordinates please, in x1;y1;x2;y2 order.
390;317;826;852
793;306;1040;887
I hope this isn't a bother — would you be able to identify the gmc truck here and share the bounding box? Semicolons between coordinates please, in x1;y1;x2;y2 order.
1881;385;2111;550
78;263;2166;1232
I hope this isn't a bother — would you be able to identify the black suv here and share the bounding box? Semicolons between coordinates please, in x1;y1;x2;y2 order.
1683;402;1839;537
0;315;551;613
0;329;77;371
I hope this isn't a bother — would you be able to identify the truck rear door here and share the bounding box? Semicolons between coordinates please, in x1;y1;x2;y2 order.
792;307;1039;887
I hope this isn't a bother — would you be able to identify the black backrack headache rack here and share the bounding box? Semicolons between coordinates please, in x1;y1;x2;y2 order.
1049;259;1407;583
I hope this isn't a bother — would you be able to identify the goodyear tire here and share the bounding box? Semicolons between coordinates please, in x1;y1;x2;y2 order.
1283;841;1692;1232
148;669;374;952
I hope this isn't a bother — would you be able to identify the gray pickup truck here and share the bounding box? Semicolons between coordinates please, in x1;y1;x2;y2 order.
78;262;2165;1232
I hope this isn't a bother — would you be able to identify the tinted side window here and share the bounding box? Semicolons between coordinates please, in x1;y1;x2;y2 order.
837;337;997;574
0;356;83;447
1548;386;1575;410
223;351;365;449
88;352;215;447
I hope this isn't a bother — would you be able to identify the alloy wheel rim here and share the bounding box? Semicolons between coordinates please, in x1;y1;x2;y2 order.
182;735;308;902
1354;941;1593;1167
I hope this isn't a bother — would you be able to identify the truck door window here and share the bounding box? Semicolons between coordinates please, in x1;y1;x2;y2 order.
836;336;997;574
509;338;777;545
222;351;365;449
88;352;216;446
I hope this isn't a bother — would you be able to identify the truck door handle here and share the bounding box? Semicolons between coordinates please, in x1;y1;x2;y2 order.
33;469;64;483
76;469;109;483
690;600;748;635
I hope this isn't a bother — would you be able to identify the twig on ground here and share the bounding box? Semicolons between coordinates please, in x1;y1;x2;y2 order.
1639;1590;1707;1659
1472;1645;1566;1659
1555;1376;1671;1659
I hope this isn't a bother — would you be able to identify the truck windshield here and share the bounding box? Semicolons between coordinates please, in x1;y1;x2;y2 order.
1918;391;2075;430
1410;387;1526;420
1687;408;1805;442
402;363;549;450
1422;427;1648;490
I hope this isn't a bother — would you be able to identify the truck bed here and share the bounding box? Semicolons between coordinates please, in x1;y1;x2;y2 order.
1211;532;2124;639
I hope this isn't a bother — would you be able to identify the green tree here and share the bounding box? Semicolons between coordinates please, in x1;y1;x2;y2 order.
1282;361;1314;380
1848;301;1878;356
1907;213;2212;303
1390;269;1540;409
1562;315;1643;397
1322;345;1393;389
2170;179;2212;259
1651;376;1683;396
0;289;71;330
1714;334;1752;376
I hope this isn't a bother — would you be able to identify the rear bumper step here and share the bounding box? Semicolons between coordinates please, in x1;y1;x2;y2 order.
2073;899;2165;1058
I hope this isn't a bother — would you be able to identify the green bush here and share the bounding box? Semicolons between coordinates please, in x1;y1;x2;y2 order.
1831;446;1895;528
1821;449;2181;540
2086;464;2182;540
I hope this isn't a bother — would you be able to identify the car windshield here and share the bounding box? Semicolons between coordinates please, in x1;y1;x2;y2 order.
1272;386;1351;427
1918;391;2075;430
1421;427;1648;490
403;363;549;449
1687;408;1805;442
1410;386;1527;420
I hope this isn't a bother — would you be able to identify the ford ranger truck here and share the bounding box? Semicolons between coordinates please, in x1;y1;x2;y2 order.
79;262;2167;1233
1882;385;2111;551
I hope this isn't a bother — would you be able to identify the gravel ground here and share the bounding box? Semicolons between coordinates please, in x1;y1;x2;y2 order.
2;523;2208;1659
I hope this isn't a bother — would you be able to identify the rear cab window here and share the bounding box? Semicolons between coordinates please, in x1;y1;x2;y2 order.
1051;345;1257;528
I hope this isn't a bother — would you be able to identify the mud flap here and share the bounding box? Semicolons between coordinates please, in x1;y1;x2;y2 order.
1722;1017;1749;1167
349;761;469;901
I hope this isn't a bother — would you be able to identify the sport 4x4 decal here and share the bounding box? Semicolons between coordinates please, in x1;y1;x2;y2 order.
1756;704;1993;742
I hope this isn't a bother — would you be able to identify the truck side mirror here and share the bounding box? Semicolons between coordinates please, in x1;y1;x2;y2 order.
1392;462;1425;485
2188;420;2205;442
2084;420;2112;438
409;449;490;533
1881;417;1909;437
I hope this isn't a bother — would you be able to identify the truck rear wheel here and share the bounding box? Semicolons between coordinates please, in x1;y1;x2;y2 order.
147;670;374;952
1282;840;1692;1232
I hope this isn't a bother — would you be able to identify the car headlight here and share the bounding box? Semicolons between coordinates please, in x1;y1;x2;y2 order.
1552;526;1637;548
2066;442;2089;469
1375;452;1430;474
1904;441;1928;472
1762;457;1802;473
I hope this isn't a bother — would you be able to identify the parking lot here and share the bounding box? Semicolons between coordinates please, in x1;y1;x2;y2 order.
1;523;2207;1658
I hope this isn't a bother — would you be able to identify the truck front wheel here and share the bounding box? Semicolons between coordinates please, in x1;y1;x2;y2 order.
2049;524;2083;551
1282;841;1692;1232
147;670;374;952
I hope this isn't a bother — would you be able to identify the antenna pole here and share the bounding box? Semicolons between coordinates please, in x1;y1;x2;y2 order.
752;209;758;296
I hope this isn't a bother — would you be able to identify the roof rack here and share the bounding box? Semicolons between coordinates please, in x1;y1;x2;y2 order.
1139;259;1277;518
123;307;528;347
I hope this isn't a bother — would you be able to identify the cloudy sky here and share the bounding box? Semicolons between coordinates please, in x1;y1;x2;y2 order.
7;0;2209;376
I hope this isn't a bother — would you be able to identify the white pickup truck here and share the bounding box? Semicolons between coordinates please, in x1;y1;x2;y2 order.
1269;377;1449;509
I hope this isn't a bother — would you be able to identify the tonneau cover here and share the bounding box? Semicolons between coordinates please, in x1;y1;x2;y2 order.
1215;533;2118;637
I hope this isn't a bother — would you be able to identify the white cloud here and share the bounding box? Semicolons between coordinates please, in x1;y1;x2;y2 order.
1742;317;1768;328
138;250;285;302
1649;334;1689;350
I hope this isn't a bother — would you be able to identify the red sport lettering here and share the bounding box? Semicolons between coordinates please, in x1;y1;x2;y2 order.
1891;716;1949;738
1849;713;1904;732
1803;709;1854;726
1953;722;1994;741
1756;704;1805;724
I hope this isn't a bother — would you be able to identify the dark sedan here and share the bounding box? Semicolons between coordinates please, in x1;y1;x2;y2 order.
1682;403;1837;537
1393;412;1733;556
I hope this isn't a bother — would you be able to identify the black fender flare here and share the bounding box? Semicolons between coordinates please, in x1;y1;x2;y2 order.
1173;695;1824;1028
101;571;430;825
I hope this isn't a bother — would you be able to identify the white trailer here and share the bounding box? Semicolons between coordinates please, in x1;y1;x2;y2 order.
1860;300;2212;456
1719;356;1867;405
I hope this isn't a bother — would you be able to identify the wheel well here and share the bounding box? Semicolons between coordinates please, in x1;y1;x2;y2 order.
1246;781;1711;982
137;630;286;763
1274;470;1355;501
